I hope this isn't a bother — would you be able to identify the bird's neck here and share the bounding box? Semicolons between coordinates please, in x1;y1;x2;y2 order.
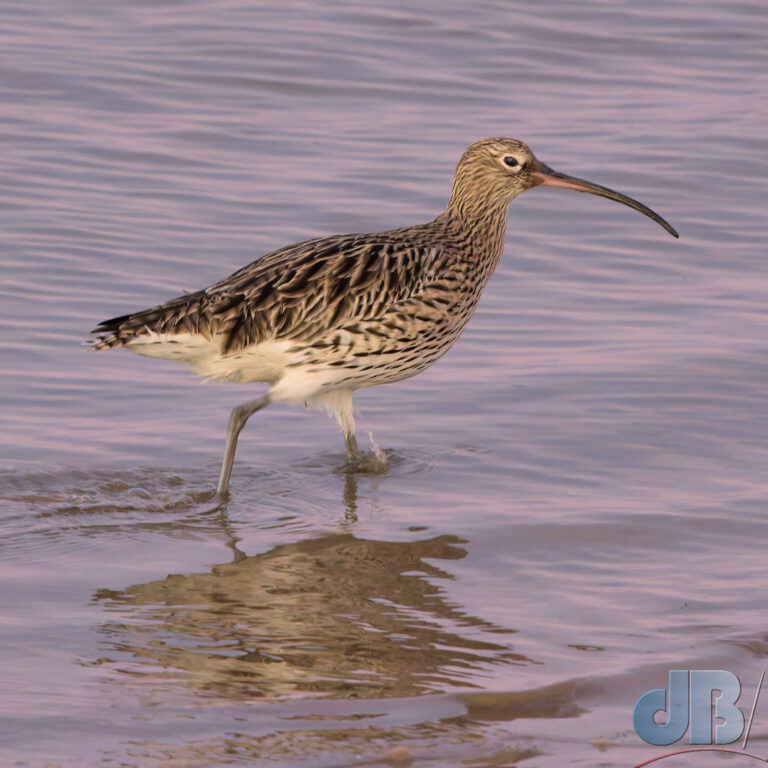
439;194;509;269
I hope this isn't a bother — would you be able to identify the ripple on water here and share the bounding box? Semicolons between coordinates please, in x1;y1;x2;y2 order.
1;0;768;765
0;442;458;562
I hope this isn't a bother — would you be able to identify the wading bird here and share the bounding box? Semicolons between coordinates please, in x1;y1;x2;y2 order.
91;138;678;497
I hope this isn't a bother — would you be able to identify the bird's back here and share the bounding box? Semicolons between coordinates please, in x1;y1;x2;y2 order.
89;218;492;394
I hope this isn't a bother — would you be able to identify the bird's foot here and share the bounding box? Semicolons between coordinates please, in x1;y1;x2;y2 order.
345;451;388;474
345;432;388;474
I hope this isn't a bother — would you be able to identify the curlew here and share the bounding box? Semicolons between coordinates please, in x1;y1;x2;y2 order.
90;138;678;497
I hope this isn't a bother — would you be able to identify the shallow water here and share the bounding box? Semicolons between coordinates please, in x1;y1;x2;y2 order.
1;1;768;766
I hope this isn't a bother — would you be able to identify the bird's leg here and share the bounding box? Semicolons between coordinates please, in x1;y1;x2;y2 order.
216;394;271;498
345;430;362;465
314;389;362;467
338;394;363;466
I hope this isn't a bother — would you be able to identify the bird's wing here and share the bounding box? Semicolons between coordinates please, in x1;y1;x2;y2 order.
90;230;447;353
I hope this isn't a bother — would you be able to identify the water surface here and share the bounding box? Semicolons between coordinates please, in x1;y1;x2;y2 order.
1;1;768;766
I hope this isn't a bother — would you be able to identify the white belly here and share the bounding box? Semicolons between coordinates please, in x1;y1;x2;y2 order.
126;333;292;383
125;332;348;405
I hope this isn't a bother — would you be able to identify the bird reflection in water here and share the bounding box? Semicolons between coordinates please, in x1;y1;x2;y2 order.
94;527;528;701
89;478;585;764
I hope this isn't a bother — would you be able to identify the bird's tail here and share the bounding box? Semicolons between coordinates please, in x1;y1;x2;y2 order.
88;291;210;350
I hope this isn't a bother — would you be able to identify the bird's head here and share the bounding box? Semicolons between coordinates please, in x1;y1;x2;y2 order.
449;137;678;238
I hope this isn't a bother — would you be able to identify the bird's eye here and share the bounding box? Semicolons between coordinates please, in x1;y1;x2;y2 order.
503;155;521;170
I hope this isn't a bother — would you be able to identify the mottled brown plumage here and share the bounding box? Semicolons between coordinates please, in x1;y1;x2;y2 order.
90;137;677;497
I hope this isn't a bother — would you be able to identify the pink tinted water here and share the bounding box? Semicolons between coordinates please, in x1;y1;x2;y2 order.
1;1;767;766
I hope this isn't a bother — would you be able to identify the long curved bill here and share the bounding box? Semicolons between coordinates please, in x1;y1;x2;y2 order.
533;162;679;238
